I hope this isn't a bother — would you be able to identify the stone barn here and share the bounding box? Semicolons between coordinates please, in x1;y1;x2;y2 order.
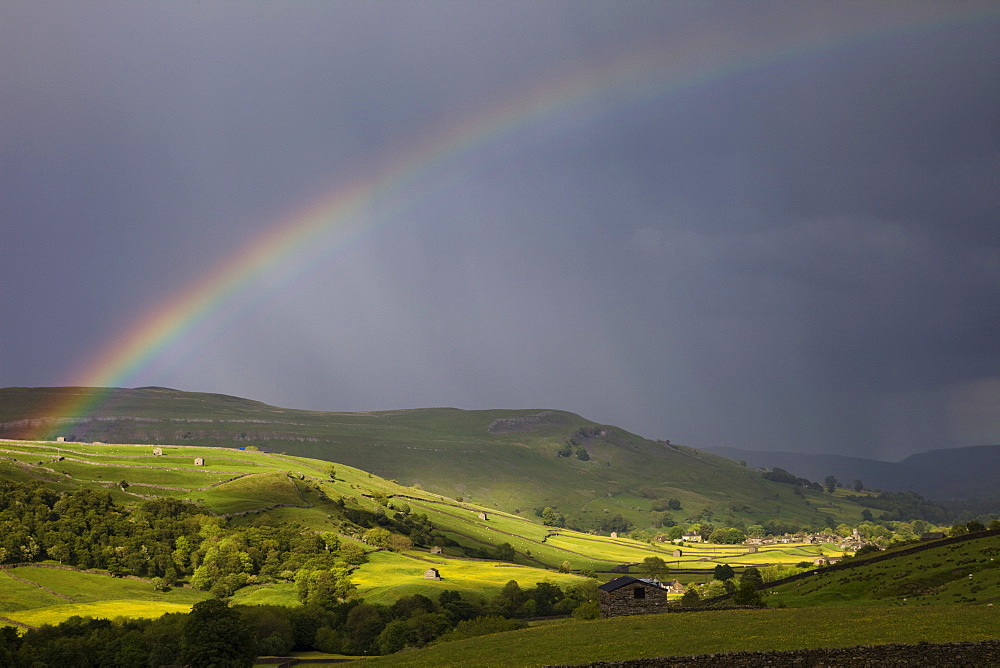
478;512;488;521
430;546;443;554
672;549;683;558
153;448;163;456
598;576;669;617
194;457;205;466
424;568;441;580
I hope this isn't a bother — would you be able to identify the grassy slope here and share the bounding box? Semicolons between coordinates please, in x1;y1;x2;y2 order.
366;606;1000;668
0;387;868;531
767;534;1000;607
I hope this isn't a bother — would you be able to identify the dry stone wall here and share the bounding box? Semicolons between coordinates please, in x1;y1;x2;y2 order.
551;640;1000;667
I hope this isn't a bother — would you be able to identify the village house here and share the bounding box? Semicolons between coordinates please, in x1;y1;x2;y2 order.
598;576;669;617
813;556;845;566
681;533;702;542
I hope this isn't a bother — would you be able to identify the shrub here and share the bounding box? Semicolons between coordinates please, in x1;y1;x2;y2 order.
572;601;600;619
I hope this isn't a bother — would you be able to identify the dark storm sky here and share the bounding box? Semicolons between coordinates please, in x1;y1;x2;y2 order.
2;1;998;460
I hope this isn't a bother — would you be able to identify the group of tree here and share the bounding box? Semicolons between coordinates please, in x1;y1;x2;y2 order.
677;565;764;607
0;580;599;666
0;479;448;598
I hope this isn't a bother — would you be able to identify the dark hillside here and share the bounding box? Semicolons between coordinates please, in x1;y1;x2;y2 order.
708;444;1000;501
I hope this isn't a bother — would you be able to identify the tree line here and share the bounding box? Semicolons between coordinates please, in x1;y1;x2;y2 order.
0;579;599;666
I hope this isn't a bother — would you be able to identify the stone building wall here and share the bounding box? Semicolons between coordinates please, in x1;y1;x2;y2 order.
600;581;669;617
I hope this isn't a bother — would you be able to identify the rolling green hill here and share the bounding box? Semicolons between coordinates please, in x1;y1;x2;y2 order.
765;532;1000;607
0;437;856;630
1;386;872;532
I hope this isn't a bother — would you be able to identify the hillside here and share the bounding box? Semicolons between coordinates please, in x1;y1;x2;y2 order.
0;437;857;637
765;531;1000;607
708;445;1000;501
1;386;872;531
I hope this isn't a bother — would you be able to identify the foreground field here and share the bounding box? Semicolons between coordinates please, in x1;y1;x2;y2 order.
366;605;1000;667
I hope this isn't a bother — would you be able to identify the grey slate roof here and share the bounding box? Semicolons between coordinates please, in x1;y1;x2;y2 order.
598;576;642;592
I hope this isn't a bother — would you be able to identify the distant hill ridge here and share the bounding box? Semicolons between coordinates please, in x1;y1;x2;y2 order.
707;445;1000;501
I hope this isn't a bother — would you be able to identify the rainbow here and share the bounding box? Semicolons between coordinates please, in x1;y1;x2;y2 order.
28;4;999;440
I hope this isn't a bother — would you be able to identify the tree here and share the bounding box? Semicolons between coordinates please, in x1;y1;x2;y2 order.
388;534;412;552
327;465;337;481
541;507;565;528
854;479;864;492
732;579;763;606
740;566;764;589
709;527;746;544
488;580;526;618
363;528;391;548
599;514;631;535
668;498;682;511
182;599;257;667
339;542;367;565
853;544;882;557
824;476;838;494
680;588;700;607
494;542;516;562
640;556;668;580
712;564;735;581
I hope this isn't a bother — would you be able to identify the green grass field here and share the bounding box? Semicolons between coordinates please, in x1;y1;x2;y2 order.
767;534;1000;607
10;601;194;628
351;550;587;605
0;565;209;628
365;605;1000;667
